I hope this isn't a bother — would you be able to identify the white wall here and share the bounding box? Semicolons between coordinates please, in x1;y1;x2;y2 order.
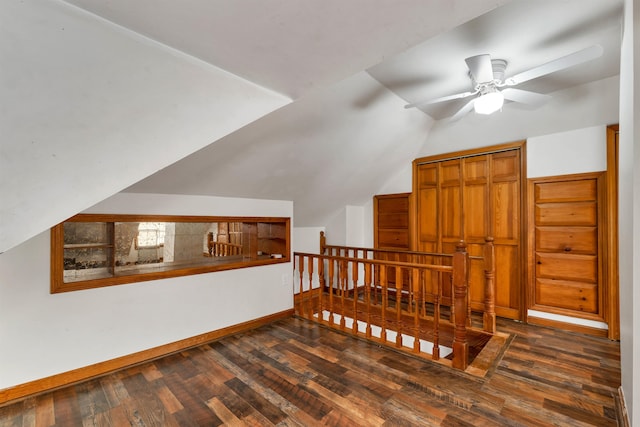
292;227;325;254
0;0;289;254
345;205;365;247
527;126;607;177
0;193;293;389
619;0;638;422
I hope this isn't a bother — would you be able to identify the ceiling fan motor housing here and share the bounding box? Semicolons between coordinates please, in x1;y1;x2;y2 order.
470;58;507;90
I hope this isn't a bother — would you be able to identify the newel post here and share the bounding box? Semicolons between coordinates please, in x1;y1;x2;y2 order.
319;231;327;291
483;237;496;334
320;231;326;254
452;241;469;370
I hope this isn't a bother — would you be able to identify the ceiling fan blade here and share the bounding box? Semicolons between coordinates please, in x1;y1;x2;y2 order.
501;88;551;107
465;54;494;83
504;45;603;86
404;90;477;109
448;98;476;122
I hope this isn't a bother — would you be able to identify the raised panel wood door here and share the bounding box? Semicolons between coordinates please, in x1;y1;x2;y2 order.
528;173;604;325
374;193;411;250
414;144;523;320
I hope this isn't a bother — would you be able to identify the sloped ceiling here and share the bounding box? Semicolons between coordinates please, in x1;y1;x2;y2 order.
124;0;622;225
126;72;433;226
62;0;513;99
0;0;623;252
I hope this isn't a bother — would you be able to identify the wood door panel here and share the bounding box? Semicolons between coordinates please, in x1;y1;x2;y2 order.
491;151;519;180
377;230;409;249
441;187;461;239
418;188;437;243
494;245;520;310
417;164;437;186
464;184;487;239
535;252;597;282
492;181;519;240
377;197;410;212
377;212;409;229
535;278;598;313
469;246;487;309
463;156;488;182
535;226;597;254
440;160;461;185
535;179;597;203
535;202;597;226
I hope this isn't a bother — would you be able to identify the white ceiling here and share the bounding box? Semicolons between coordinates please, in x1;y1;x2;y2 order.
63;0;622;226
368;0;622;120
63;0;511;99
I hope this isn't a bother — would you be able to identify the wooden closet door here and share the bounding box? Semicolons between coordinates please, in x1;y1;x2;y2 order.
415;163;442;298
414;144;523;320
489;151;522;319
462;155;490;311
462;151;521;318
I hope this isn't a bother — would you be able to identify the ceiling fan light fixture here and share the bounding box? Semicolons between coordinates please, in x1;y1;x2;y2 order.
474;90;504;115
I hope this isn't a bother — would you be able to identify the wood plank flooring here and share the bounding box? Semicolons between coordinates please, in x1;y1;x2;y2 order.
0;316;622;426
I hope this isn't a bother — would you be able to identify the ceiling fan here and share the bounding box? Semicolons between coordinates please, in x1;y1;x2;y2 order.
404;45;603;121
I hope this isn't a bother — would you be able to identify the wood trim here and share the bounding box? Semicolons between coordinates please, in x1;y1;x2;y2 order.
606;124;620;340
519;142;528;322
0;309;294;407
61;214;291;224
616;386;631;427
51;214;291;293
527;315;608;338
413;140;525;166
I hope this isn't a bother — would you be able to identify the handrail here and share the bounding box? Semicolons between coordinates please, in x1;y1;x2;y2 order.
320;231;487;260
294;252;454;273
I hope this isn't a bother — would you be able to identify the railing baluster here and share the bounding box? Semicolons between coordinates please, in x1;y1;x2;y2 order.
340;260;347;330
365;262;372;338
328;258;335;326
396;266;403;348
483;237;496;334
307;255;314;318
380;264;387;344
298;254;305;318
318;255;325;324
433;267;441;361
412;268;420;354
352;259;359;335
452;241;469;370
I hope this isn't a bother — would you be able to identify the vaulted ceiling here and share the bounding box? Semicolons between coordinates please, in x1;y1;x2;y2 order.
0;0;623;252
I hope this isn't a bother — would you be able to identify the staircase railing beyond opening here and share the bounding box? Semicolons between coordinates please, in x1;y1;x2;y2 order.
293;233;495;371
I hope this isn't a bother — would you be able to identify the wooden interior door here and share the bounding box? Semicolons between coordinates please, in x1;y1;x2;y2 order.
414;143;523;320
528;172;606;334
373;193;411;251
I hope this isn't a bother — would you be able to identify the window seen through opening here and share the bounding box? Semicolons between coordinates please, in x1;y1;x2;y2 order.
137;222;165;248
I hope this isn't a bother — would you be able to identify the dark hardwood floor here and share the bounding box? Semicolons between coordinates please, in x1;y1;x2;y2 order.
0;316;622;426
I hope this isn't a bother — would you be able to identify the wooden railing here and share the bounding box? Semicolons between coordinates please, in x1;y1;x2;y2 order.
320;232;496;334
293;232;496;371
207;241;243;257
207;233;243;257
